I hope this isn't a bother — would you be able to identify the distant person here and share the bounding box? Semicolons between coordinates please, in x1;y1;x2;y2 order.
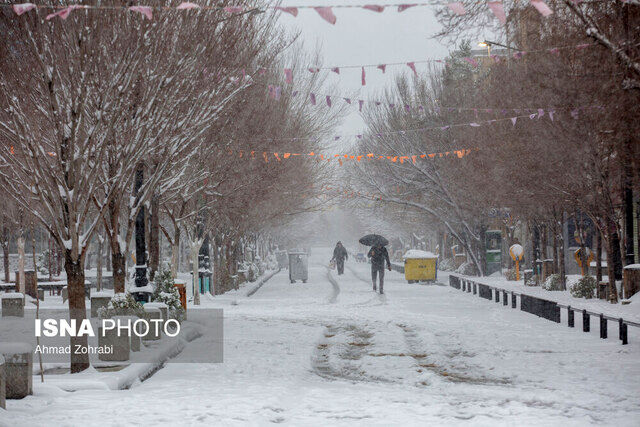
331;241;348;275
368;243;391;294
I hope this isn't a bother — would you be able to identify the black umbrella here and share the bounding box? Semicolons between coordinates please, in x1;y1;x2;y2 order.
359;234;389;246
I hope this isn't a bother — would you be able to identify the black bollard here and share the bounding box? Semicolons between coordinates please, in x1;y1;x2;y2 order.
568;306;574;328
511;292;516;308
619;318;623;340
468;282;472;293
473;283;477;295
621;322;628;345
495;289;499;303
583;310;590;332
599;314;607;339
503;290;508;306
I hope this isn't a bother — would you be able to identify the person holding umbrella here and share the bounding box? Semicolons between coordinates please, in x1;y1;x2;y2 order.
360;234;392;294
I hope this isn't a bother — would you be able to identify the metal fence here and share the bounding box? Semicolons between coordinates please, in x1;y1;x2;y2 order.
449;274;637;345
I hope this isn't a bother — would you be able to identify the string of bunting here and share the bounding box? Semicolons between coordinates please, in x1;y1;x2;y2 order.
267;83;602;117
227;148;474;165
279;42;595;87
248;107;595;144
7;1;555;23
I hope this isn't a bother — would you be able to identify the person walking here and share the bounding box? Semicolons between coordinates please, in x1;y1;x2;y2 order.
332;241;348;275
368;243;391;294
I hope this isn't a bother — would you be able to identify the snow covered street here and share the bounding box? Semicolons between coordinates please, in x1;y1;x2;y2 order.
4;247;640;426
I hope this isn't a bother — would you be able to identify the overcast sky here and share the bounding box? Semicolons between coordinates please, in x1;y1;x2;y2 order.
278;1;456;136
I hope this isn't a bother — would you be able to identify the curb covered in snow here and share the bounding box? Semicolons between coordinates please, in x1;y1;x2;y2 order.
246;269;281;297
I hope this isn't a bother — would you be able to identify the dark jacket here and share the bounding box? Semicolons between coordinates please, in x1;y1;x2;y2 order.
368;246;390;269
333;245;348;261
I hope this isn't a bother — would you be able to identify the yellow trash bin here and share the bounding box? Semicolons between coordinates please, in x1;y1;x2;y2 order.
403;250;438;283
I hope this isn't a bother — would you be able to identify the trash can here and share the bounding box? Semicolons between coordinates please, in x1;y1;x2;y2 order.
276;251;288;269
288;252;308;283
403;250;438;283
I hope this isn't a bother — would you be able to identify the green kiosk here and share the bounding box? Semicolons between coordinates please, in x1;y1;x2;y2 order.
485;230;502;276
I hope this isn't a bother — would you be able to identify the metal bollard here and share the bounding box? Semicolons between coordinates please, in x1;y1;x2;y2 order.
502;290;508;306
568;306;574;328
462;281;466;292
511;292;516;308
619;318;623;340
621;322;628;345
599;314;607;339
473;283;477;295
467;282;471;293
583;310;590;332
495;289;499;303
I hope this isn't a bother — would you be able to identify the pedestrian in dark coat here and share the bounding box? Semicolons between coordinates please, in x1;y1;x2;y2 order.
367;244;391;294
332;241;348;275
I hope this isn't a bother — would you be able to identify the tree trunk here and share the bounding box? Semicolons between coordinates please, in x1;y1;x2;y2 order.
190;241;202;305
112;250;126;294
2;225;9;283
64;250;90;373
96;234;103;292
148;193;160;281
170;227;180;279
605;217;620;303
17;234;25;294
596;231;603;283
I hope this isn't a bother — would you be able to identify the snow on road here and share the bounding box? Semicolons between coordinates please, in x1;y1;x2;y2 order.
4;247;640;426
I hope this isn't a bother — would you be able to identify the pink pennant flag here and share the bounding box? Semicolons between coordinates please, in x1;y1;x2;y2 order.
276;7;299;17
177;2;200;9
12;3;36;15
405;105;411;112
310;93;316;105
377;64;387;73
548;47;560;55
361;67;366;86
487;2;507;24
359;100;364;111
407;62;417;75
530;0;553;17
224;6;244;14
375;102;381;106
292;91;299;97
363;5;385;12
46;5;84;20
314;7;337;24
576;43;591;49
308;67;319;73
344;98;352;104
537;108;544;118
511;117;517;126
469;122;481;127
331;67;340;74
529;113;536;119
398;4;417;12
513;51;526;59
268;85;275;98
284;68;293;84
447;2;466;15
463;57;479;67
441;126;450;130
571;109;579;119
326;96;332;107
130;6;153;20
258;67;267;75
274;86;282;101
548;110;555;121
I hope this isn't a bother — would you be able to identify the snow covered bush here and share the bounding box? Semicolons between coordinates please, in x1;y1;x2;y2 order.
98;292;145;319
525;274;539;286
506;268;518;281
152;269;185;321
456;262;478;276
36;250;52;276
570;275;596;299
439;258;456;271
542;274;564;291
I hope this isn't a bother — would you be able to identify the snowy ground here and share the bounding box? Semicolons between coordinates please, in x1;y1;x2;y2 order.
3;247;640;426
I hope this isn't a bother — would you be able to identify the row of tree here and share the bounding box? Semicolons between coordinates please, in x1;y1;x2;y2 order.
349;1;639;301
0;2;341;372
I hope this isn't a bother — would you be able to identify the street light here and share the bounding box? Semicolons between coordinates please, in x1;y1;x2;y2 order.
478;41;491;57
